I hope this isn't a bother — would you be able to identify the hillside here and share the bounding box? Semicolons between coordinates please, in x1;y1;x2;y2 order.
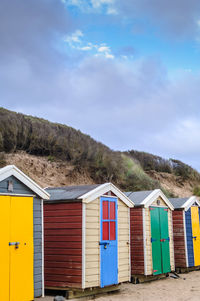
0;107;200;197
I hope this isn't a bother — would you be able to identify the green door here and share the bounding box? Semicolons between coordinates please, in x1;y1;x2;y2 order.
159;208;171;273
150;207;171;275
150;207;162;275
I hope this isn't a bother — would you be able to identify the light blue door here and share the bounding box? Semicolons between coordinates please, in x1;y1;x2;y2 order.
100;196;118;287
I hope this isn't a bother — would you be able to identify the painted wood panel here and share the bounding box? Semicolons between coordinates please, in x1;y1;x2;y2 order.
152;196;167;207
172;210;187;268
118;199;130;283
85;197;130;288
0;175;43;298
44;202;82;288
168;209;175;271
185;209;195;267
85;199;100;288
130;207;144;275
145;208;153;275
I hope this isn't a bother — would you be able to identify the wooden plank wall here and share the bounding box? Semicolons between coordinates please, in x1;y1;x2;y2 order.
168;209;175;271
44;202;82;288
130;207;144;275
145;208;152;275
85;199;100;288
33;197;43;297
85;197;130;288
172;211;187;268
118;199;130;282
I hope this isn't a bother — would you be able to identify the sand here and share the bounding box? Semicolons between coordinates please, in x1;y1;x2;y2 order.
40;271;200;301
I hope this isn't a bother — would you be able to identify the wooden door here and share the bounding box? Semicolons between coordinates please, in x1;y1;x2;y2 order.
150;207;162;275
0;195;34;301
185;209;195;267
159;208;171;273
191;206;200;266
150;207;171;275
100;197;118;287
0;196;10;300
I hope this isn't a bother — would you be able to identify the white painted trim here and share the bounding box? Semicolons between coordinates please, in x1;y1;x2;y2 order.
170;210;175;271
128;207;131;281
0;165;50;200
183;211;189;267
82;203;86;289
41;199;45;298
143;208;147;275
142;189;174;210
182;196;200;212
0;193;35;197
80;183;134;208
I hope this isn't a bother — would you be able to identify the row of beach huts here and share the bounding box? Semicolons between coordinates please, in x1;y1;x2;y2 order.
1;165;200;300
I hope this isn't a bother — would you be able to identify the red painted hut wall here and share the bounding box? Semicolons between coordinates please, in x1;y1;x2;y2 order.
130;207;144;275
44;202;82;288
172;210;187;268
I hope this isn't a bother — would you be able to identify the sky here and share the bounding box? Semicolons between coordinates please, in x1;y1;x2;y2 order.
1;0;200;170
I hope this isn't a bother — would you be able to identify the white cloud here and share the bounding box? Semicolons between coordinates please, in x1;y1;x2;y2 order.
66;0;117;14
65;29;83;45
98;46;110;52
97;45;114;58
65;31;115;59
80;46;93;51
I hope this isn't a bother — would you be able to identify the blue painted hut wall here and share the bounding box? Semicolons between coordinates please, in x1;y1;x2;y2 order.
185;209;194;267
0;175;43;298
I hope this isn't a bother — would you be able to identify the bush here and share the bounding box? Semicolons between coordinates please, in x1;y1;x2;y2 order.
193;186;200;197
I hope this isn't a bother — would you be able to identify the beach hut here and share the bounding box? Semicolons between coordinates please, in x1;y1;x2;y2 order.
125;189;175;282
169;196;200;272
0;165;50;301
43;183;133;297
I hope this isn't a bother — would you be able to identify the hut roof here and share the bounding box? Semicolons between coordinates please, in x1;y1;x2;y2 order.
169;196;200;211
46;184;101;201
0;165;50;200
45;183;134;207
124;189;174;210
124;190;154;205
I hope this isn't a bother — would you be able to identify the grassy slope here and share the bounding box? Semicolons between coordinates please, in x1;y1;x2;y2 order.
0;107;199;197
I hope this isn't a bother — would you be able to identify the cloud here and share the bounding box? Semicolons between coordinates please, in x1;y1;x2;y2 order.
66;0;117;14
1;0;200;171
114;0;200;39
65;30;115;58
67;0;200;38
64;29;84;46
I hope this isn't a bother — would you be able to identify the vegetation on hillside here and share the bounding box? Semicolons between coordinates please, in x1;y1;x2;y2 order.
128;150;200;182
0;107;199;196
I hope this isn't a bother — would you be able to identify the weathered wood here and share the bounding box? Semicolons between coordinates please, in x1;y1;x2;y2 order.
172;211;187;268
176;265;200;274
131;273;168;284
45;284;121;299
44;202;82;288
130;207;144;275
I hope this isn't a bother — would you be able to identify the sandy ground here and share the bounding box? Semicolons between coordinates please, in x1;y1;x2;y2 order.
39;271;200;301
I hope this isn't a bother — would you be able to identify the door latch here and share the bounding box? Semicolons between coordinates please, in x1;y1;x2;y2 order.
9;242;20;249
99;242;110;249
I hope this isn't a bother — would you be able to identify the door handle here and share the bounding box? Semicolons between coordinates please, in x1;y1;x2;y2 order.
99;242;109;249
9;242;20;249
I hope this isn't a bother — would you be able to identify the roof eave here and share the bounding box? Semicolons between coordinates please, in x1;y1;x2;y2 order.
142;189;174;210
79;182;134;207
0;165;50;200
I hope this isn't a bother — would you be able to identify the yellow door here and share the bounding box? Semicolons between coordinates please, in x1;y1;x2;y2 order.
191;206;200;266
10;196;34;301
0;195;34;301
0;196;10;301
